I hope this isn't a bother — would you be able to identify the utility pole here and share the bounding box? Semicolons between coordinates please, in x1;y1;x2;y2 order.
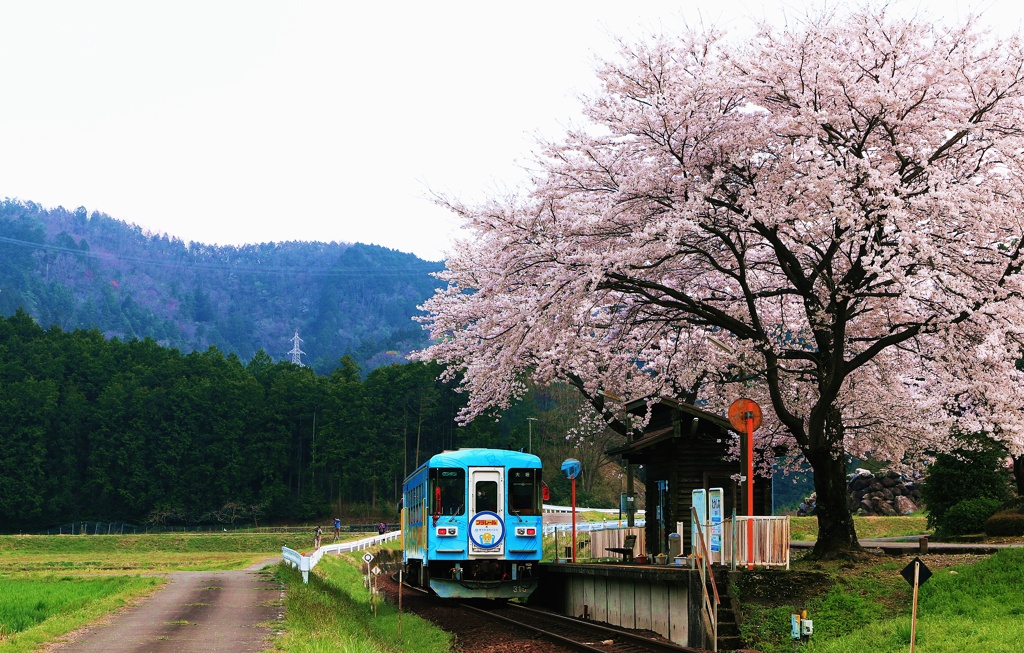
289;330;306;366
527;417;538;454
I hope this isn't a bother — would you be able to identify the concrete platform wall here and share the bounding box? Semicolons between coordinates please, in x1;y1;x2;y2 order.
539;563;707;648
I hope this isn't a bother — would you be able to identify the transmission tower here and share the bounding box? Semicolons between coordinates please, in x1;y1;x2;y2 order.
288;329;306;366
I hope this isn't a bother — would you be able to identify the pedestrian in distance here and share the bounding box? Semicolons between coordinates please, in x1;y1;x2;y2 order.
377;521;386;535
314;525;323;549
333;517;341;543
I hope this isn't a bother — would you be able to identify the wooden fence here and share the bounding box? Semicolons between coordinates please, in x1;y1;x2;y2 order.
679;515;790;569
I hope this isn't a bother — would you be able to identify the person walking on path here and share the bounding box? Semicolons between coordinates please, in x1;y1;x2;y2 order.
313;525;323;549
333;517;341;543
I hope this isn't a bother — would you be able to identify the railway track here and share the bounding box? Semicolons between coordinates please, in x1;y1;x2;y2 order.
394;575;705;653
464;601;705;653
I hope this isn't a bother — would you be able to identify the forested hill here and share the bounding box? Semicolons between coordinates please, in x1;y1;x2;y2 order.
0;199;445;372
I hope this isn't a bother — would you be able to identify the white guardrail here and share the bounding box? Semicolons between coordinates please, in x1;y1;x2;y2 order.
282;531;401;583
282;506;641;582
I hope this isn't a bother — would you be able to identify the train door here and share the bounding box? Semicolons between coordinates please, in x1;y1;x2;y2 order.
468;467;505;556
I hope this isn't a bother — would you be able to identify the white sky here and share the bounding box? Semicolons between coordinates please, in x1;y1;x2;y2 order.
1;1;1021;261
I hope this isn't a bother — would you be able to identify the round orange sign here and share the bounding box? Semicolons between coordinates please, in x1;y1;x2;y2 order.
728;398;762;432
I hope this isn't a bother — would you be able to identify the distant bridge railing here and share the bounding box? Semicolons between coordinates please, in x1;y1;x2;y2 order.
282;530;401;583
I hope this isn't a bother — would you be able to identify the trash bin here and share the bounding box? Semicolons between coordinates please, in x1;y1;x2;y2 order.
668;532;681;559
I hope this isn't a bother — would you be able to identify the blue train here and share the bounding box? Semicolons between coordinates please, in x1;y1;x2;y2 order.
401;448;544;599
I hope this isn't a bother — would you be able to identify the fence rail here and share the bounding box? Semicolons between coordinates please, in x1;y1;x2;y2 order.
282;531;401;583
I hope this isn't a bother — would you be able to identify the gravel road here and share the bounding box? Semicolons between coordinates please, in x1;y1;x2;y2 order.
46;559;283;653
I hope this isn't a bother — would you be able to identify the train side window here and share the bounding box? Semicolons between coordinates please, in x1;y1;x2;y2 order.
509;468;541;515
430;468;465;516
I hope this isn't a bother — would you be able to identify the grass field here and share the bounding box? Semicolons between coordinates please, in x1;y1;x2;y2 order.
0;531;362;652
0;532;314;576
738;547;1024;653
789;514;931;541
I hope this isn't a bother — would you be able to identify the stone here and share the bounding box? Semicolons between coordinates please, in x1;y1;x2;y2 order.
894;495;918;515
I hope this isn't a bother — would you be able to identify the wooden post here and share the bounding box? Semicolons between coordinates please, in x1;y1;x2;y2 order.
910;561;920;653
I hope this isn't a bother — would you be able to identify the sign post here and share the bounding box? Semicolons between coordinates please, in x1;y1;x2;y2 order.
709;487;724;558
691;489;707;557
728;398;762;569
900;557;932;653
561;459;582;562
362;552;374;590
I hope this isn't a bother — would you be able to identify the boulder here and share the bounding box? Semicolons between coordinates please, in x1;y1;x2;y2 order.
894;495;918;516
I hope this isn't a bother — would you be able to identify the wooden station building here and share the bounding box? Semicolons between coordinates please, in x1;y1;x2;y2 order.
607;396;774;558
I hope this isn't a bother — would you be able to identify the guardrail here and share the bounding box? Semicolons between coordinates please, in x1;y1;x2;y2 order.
282;531;401;583
691;507;720;652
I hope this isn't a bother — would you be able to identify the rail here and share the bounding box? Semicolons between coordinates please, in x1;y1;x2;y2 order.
691;507;719;652
282;530;401;583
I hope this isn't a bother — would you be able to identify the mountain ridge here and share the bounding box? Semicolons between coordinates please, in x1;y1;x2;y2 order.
0;199;445;372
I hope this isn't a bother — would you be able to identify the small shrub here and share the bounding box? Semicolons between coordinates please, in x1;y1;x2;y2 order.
984;511;1024;537
921;433;1012;529
937;497;1001;536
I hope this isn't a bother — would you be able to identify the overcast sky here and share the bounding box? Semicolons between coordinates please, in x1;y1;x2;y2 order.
1;1;1021;261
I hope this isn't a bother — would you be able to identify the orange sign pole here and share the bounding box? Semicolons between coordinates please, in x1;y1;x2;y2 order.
728;398;762;571
746;413;754;570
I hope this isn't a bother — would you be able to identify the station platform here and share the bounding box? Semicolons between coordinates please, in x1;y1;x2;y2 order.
534;560;713;649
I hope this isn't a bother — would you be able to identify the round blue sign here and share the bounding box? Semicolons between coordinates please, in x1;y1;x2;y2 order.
468;511;506;548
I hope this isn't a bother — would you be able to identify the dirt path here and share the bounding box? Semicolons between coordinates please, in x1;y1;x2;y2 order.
48;559;283;653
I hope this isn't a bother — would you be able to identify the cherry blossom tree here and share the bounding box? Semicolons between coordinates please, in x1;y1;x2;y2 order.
416;8;1024;557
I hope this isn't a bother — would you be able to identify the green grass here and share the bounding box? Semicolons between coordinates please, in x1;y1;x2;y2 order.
0;531;366;651
789;515;930;541
738;548;1024;653
274;552;452;653
0;532;451;652
0;575;161;652
0;532;337;575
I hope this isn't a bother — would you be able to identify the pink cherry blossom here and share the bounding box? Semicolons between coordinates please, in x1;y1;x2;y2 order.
415;8;1024;556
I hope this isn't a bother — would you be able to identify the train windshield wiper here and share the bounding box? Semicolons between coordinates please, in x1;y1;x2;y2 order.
448;504;463;521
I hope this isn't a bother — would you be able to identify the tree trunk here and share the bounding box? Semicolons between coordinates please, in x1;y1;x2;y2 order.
805;447;861;558
1013;455;1024;497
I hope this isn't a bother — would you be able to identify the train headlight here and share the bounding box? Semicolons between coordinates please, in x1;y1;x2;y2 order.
436;527;458;537
514;527;537;537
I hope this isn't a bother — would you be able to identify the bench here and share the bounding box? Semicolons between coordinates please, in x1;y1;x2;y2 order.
605;534;638;562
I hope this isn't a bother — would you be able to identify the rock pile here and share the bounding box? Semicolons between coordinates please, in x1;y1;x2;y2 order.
797;469;923;517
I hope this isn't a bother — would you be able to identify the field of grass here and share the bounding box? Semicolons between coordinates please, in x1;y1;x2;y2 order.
737;547;1024;652
0;532;317;576
0;575;161;651
790;515;931;541
0;531;371;651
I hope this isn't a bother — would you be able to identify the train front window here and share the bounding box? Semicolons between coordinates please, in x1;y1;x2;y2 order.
509;468;541;515
475;480;498;513
430;468;465;516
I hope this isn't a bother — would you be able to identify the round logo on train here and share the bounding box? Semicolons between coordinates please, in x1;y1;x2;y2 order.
468;511;506;548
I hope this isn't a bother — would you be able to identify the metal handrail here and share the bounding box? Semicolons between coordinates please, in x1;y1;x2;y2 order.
691;507;719;652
